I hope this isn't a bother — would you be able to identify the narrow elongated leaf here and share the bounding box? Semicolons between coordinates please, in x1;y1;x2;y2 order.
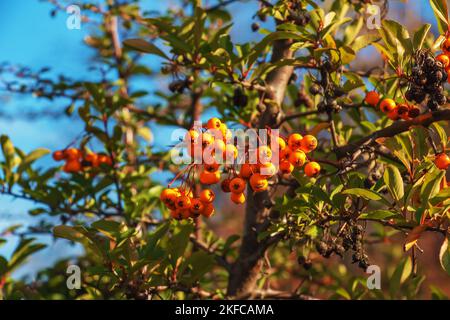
383;165;404;201
123;38;169;60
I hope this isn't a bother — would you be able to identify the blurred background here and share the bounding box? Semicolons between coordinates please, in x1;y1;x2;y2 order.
0;0;448;297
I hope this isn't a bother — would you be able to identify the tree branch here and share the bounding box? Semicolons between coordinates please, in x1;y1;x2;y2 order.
335;109;450;159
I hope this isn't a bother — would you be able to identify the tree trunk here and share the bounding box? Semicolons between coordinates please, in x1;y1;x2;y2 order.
227;38;294;297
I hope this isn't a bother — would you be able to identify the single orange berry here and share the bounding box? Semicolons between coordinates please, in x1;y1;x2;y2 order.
189;198;205;217
304;161;321;177
204;162;220;173
98;154;113;166
239;163;253;179
201;132;214;148
176;208;191;220
288;133;303;151
300;135;317;153
275;136;286;150
230;177;246;194
387;106;400;121
207;117;222;130
279;147;292;162
249;174;269;193
52;150;64;161
84;152;99;167
199;170;221;185
230;192;246;204
379;98;396;113
63;148;81;160
63;160;82;173
185;129;200;144
257;145;272;163
436;53;450;67
279;161;294;174
200;189;215;203
201;203;215;218
160;188;180;210
289;150;307;167
435;153;450;170
175;195;191;209
365;91;380;106
170;210;182;220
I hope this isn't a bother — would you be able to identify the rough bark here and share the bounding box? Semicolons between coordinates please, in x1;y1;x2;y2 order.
227;38;294;297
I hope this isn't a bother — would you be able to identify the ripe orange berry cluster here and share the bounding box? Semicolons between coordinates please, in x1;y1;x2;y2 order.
52;148;112;173
160;187;215;220
364;91;421;121
435;153;450;170
162;118;321;219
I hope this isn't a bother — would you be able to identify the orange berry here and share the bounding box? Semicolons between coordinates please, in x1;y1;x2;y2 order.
240;163;253;179
230;192;246;204
365;91;380;106
279;147;292;162
63;160;81;173
289;150;307;167
300;135;317;153
98;154;113;166
201;203;215;218
207;117;222;130
304;161;321;177
279;161;294;174
176;209;191;220
189;198;205;217
257;146;272;163
212;139;226;155
379;98;396;113
201;132;214;148
175;195;191;209
249;174;268;193
204;162;220;173
230;177;246;194
397;103;410;120
170;210;181;220
387;107;399;120
199;170;221;185
160;188;180;210
52;150;64;161
63;148;81;160
441;37;450;54
436;53;450;67
273;136;286;150
221;178;232;193
84;152;99;167
259;162;277;177
185;129;200;144
200;189;215;203
435;153;450;170
288;133;303;151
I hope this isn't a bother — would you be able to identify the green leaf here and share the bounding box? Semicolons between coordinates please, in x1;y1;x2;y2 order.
389;256;412;298
0;256;8;276
351;34;380;52
439;237;450;276
342;188;382;201
420;169;445;206
429;0;449;34
17;148;50;174
383;165;404;201
413;24;431;50
183;251;215;284
8;238;47;272
167;223;194;265
359;210;399;220
123;38;169;60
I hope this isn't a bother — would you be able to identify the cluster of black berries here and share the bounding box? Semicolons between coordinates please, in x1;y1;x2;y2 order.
313;222;369;270
288;1;310;26
406;50;447;111
343;224;369;270
168;76;194;94
233;87;248;108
